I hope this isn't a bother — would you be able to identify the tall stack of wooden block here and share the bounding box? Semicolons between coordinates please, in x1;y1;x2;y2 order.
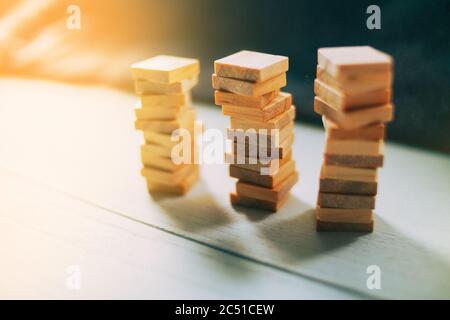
131;55;200;195
314;46;394;232
213;50;298;212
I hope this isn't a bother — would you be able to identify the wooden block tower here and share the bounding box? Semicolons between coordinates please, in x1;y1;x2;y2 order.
213;50;298;212
313;46;394;231
131;55;200;195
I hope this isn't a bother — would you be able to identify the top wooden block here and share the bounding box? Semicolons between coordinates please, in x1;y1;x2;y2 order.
318;46;393;78
131;55;200;84
214;50;288;82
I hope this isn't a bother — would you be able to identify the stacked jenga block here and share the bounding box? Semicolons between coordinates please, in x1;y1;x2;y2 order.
314;46;394;232
131;55;200;195
213;50;299;212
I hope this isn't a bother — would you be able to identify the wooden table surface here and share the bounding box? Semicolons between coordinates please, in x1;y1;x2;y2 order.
1;78;449;299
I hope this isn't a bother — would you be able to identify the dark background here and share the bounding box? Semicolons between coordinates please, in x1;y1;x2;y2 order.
3;0;449;153
130;0;449;153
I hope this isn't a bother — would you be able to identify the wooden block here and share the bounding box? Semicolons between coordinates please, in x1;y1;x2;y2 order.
222;92;292;122
141;141;196;161
236;171;298;203
141;155;182;172
141;92;190;108
317;46;393;79
230;192;290;212
143;125;194;148
134;76;198;95
324;154;384;168
322;116;385;141
142;164;197;185
225;152;284;167
230;160;296;188
319;178;377;195
131;55;200;84
318;192;376;209
230;105;295;130
314;79;391;111
146;168;198;195
322;165;378;181
227;151;292;175
214;50;288;82
212;73;286;97
316;219;374;232
227;122;294;147
316;65;391;95
325;139;384;157
324;154;384;169
135;109;196;134
233;133;293;159
141;152;193;172
321;164;379;193
316;206;373;224
215;90;279;108
314;96;393;130
141;143;172;159
135;103;188;121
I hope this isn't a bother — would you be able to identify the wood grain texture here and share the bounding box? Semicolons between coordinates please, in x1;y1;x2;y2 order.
236;171;298;203
135;109;196;133
230;160;296;188
212;73;286;97
232;134;293;159
323;116;385;141
314;96;393;130
141;92;190;107
319;178;377;196
135;104;188;120
324;154;384;169
316;219;374;232
230;192;290;212
146;168;199;195
325;139;384;157
314;79;391;111
316;207;373;223
141;153;190;172
319;165;378;195
318;192;376;209
226;151;292;174
214;50;288;82
318;46;392;78
230;106;295;130
144;126;194;148
131;55;200;84
227;122;294;147
316;65;391;95
134;76;198;95
222;92;292;122
215;90;279;108
322;165;378;181
141;163;196;184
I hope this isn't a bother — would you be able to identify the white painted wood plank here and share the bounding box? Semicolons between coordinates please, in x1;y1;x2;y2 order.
0;168;361;299
0;78;449;299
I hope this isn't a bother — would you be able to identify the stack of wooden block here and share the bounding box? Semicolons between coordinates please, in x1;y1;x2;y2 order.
314;46;394;232
213;50;298;212
131;55;200;195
